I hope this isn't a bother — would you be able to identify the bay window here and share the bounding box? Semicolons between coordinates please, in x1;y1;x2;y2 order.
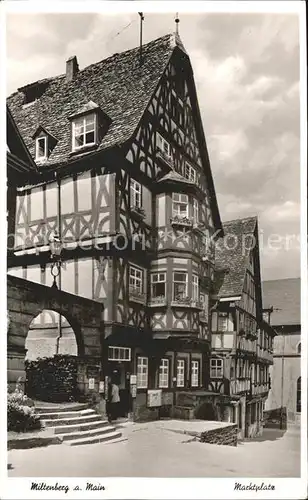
137;357;148;389
173;272;188;300
72;113;96;150
129;266;143;294
159;358;169;388
218;313;228;332
210;358;223;378
151;272;166;299
192;274;199;301
172;193;188;218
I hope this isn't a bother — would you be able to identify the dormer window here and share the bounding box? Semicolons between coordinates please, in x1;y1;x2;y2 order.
157;133;170;157
72;113;97;151
36;136;47;160
184;162;196;183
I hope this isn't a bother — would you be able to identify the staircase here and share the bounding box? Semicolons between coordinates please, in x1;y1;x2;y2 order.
35;403;122;446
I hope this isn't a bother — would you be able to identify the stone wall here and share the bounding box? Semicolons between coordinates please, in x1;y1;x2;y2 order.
200;424;238;447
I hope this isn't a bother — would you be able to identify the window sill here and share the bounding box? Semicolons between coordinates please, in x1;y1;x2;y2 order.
69;143;98;157
148;299;167;308
129;295;146;305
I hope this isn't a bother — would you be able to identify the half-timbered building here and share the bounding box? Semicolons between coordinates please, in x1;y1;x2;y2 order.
210;216;276;438
7;33;223;420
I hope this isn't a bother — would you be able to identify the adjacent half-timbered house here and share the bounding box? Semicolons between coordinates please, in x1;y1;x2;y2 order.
210;217;276;438
7;33;223;420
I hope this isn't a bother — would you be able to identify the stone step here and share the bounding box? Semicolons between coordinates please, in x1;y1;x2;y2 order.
42;413;100;427
39;409;95;420
67;430;122;446
49;419;111;435
35;403;89;414
59;425;117;442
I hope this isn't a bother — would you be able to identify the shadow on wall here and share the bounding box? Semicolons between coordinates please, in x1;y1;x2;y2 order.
240;428;286;444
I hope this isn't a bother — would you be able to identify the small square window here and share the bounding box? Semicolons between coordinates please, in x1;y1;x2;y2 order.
184;163;196;183
72;113;96;151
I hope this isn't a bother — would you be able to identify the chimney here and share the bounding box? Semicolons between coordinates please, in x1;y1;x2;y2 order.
66;56;79;83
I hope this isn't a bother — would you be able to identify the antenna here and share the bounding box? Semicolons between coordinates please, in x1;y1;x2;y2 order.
175;12;180;35
138;12;144;66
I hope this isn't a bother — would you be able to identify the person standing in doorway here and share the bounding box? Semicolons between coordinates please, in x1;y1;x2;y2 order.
110;377;120;421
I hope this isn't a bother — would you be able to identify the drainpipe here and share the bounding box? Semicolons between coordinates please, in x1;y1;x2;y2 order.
55;173;62;354
280;326;285;429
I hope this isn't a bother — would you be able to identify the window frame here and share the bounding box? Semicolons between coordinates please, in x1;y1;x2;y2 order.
157;132;170;156
129;265;143;294
173;271;188;300
191;360;200;387
72;112;97;151
151;272;166;299
218;313;228;332
172;193;189;218
176;358;185;388
130;179;142;209
158;358;170;388
210;358;223;379
184;162;196;183
108;346;131;361
137;356;148;389
192;274;199;301
35;136;48;160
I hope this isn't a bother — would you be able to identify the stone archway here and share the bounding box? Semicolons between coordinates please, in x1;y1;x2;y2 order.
7;275;105;399
26;309;78;361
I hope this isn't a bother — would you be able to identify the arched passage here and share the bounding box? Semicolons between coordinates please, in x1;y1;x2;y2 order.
26;309;78;361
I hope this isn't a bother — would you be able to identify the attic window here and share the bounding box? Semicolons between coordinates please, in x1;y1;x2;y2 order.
72;113;97;151
36;136;47;160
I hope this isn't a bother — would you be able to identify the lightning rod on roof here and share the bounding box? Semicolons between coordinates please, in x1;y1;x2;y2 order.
138;12;144;66
175;12;180;35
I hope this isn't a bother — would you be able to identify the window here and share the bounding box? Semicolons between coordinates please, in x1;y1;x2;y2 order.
157;132;170;156
172;193;188;217
185;162;196;183
137;357;148;389
191;360;199;387
36;136;47;160
218;314;228;332
151;273;166;298
296;377;301;413
192;274;199;301
192;199;199;224
210;358;223;378
159;358;169;388
176;359;185;387
108;346;131;361
130;179;142;208
129;266;143;293
173;272;188;300
72;113;96;150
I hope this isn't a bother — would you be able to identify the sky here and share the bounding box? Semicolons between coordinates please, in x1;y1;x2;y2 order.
5;10;301;281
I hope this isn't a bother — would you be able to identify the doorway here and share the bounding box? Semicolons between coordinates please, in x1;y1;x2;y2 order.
108;362;131;417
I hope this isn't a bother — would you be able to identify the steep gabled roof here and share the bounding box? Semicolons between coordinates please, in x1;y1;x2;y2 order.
7;34;180;168
262;278;300;326
214;216;258;298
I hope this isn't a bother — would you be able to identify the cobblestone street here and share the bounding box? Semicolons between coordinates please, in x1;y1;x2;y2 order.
8;422;301;478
